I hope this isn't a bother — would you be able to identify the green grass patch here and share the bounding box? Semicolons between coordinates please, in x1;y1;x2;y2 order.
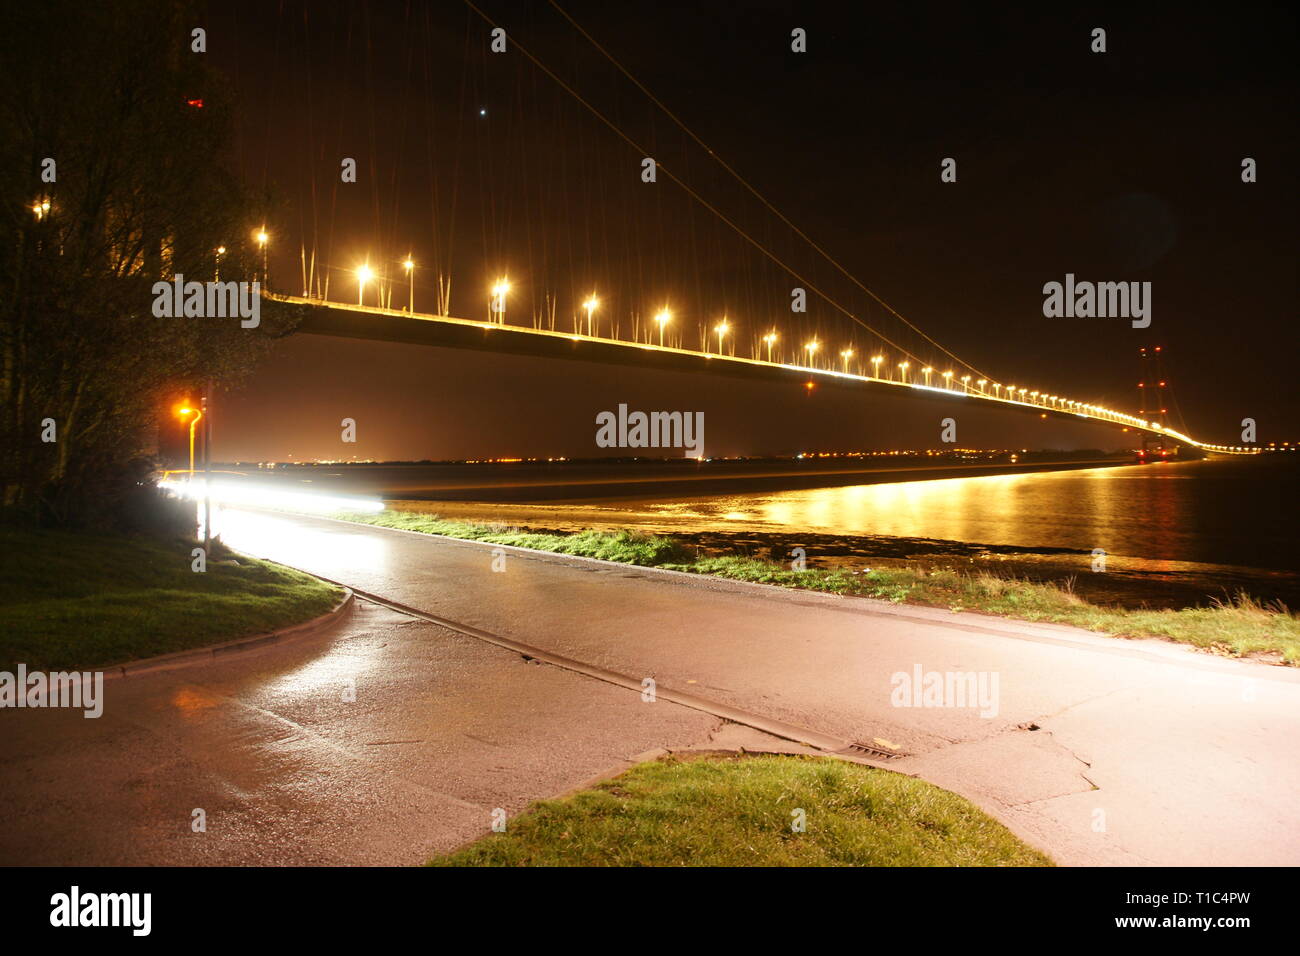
336;509;1300;663
0;529;343;672
430;753;1052;866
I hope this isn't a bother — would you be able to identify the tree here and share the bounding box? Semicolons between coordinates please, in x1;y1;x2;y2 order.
0;0;297;527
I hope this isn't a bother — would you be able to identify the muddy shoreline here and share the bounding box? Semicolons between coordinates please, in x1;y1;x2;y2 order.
393;501;1298;611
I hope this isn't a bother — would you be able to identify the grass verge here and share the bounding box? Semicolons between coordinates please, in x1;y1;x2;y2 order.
337;509;1299;663
0;529;344;672
430;753;1053;866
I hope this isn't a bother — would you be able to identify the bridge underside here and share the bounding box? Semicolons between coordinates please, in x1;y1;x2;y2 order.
277;298;1190;452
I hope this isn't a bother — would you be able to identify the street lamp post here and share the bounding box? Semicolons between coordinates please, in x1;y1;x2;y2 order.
922;366;933;386
201;383;211;552
871;355;883;380
255;229;269;287
805;340;820;367
491;278;511;324
177;405;203;479
357;264;374;306
584;294;599;336
403;258;415;312
763;332;777;363
215;246;226;282
654;308;670;347
715;319;730;355
840;348;854;372
898;361;910;384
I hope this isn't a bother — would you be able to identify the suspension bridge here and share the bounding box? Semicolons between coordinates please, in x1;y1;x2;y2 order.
266;290;1255;456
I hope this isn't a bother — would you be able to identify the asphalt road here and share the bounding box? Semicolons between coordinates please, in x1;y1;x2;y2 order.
215;508;1300;866
3;507;1297;866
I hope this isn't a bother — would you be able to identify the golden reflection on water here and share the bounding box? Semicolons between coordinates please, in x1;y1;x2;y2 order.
644;465;1161;554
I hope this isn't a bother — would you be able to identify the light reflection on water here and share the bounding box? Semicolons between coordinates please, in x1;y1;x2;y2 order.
534;459;1295;573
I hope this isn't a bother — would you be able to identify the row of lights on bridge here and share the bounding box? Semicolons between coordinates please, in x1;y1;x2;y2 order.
35;206;1250;456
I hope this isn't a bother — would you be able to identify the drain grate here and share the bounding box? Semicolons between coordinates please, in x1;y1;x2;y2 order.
837;741;906;760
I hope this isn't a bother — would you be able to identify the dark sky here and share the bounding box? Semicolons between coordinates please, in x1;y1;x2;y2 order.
202;1;1296;460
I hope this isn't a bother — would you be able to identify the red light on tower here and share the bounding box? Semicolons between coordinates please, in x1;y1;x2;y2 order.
186;98;204;108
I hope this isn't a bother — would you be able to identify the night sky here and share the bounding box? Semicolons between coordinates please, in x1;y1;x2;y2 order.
202;1;1295;461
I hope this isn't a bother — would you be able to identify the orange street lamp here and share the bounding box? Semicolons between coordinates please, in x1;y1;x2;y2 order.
715;318;730;354
177;405;203;478
654;308;671;347
357;264;374;305
491;277;511;324
254;228;269;286
403;257;415;312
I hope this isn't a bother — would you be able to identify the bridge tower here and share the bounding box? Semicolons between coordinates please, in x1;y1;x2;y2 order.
1137;346;1172;461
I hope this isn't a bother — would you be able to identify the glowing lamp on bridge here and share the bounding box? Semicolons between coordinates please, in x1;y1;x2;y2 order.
714;319;730;354
804;340;820;366
961;374;971;392
356;264;374;306
402;258;415;313
870;355;884;379
898;360;910;384
583;294;599;336
942;370;954;388
840;348;854;371
763;332;778;362
491;278;511;323
921;367;933;386
31;198;51;220
653;308;671;347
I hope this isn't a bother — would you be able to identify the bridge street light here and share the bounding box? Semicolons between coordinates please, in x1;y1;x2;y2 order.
943;370;954;389
922;366;933;386
357;264;374;306
403;257;415;312
715;319;730;355
584;294;599;336
870;354;883;380
763;331;778;363
840;347;854;372
491;278;511;324
898;361;910;384
961;374;971;393
650;306;670;348
804;340;820;367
